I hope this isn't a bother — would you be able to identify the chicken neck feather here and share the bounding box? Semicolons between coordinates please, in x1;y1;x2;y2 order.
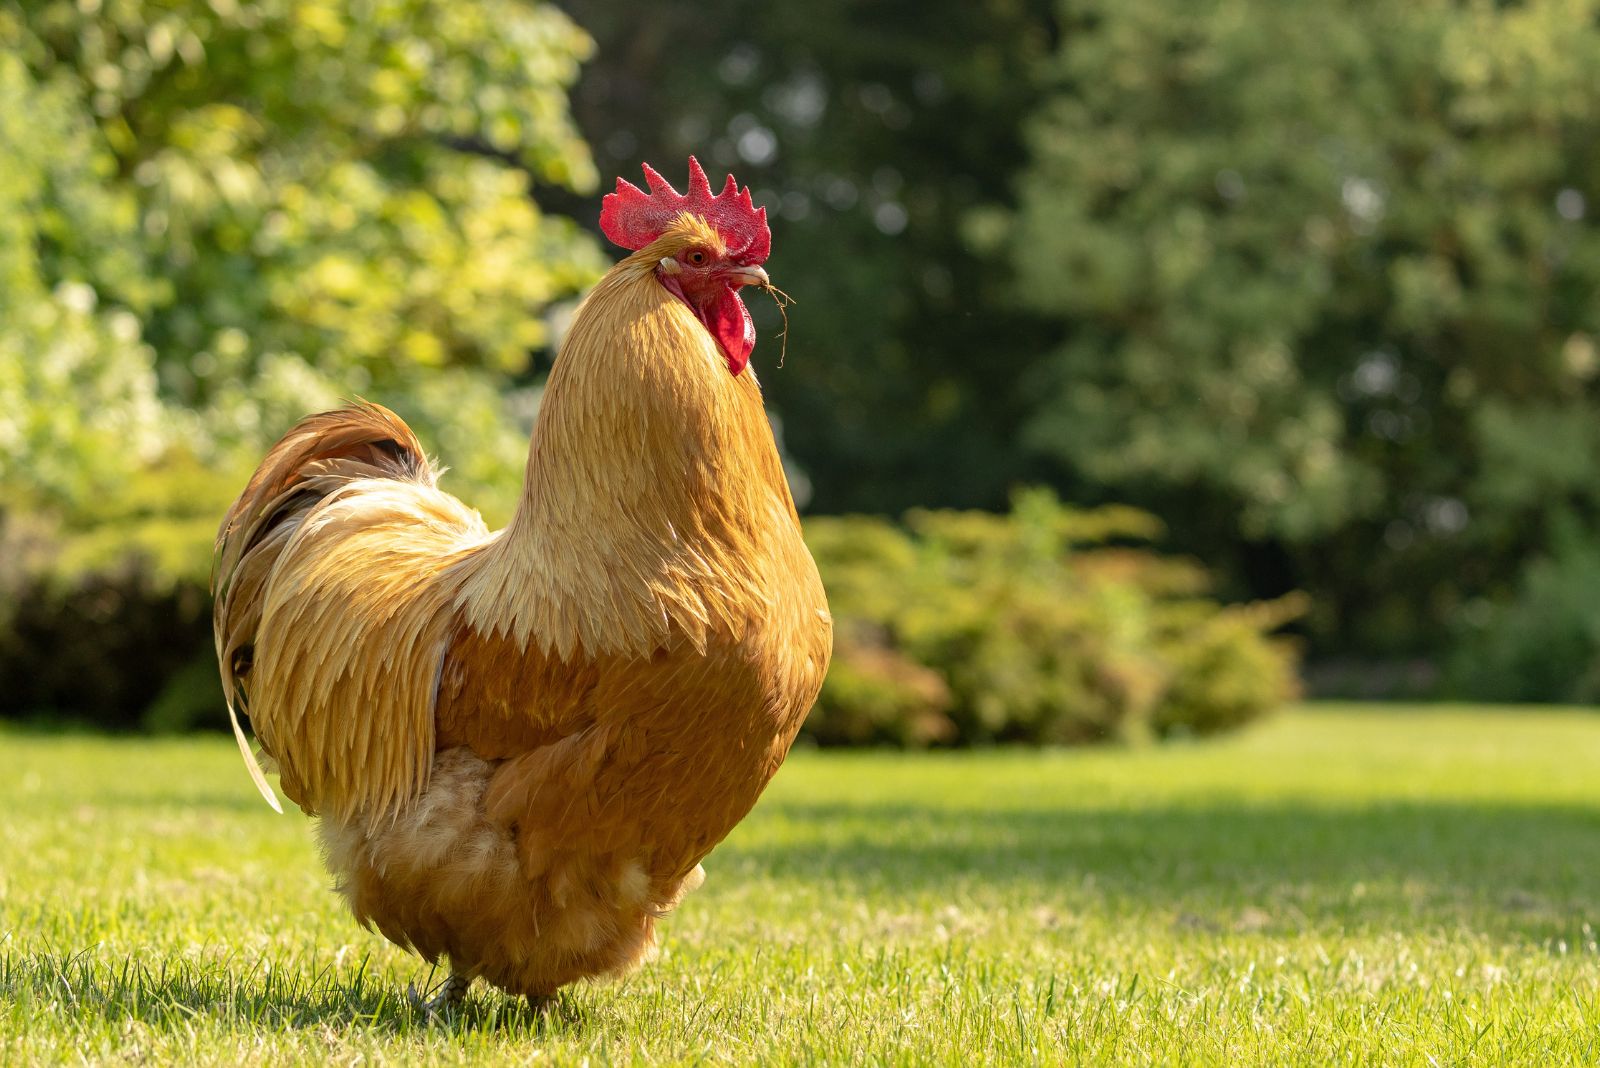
452;216;799;663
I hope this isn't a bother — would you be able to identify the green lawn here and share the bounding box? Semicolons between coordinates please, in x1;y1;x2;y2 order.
3;705;1599;1065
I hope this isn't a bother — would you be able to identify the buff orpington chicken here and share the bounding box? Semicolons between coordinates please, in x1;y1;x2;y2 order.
212;159;832;1011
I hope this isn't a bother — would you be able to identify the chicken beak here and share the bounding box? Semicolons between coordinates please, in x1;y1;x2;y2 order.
728;265;770;289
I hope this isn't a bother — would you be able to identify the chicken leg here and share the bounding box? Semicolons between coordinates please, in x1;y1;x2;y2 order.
408;972;471;1020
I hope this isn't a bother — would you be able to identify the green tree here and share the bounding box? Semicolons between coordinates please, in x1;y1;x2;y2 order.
1010;0;1600;653
557;0;1058;513
0;50;166;512
3;0;605;524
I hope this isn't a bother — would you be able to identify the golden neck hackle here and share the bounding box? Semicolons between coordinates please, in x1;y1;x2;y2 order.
454;217;797;660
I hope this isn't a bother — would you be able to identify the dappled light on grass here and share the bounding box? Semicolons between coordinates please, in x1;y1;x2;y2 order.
3;706;1600;1063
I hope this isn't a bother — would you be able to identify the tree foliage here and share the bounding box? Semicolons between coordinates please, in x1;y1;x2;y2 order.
557;0;1058;513
0;50;166;511
1;0;604;522
562;1;1600;662
1010;0;1600;652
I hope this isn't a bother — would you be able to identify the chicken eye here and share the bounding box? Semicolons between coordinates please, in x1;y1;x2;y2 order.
685;249;707;267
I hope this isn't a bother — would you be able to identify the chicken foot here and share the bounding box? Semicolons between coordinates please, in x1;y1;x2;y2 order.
407;972;471;1020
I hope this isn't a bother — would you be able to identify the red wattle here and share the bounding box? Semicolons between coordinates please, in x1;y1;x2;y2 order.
704;285;754;375
658;274;756;375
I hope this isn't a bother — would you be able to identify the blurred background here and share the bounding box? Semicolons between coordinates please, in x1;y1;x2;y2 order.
2;0;1597;744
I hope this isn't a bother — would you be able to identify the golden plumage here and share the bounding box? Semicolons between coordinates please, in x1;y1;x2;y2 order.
213;216;832;999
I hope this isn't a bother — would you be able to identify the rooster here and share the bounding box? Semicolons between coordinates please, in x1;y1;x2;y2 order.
213;159;832;1011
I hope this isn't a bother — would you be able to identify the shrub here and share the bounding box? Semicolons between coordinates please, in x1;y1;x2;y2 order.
1;484;1302;743
0;454;235;730
805;628;955;747
1153;598;1307;738
0;556;214;731
803;490;1303;747
1447;518;1600;704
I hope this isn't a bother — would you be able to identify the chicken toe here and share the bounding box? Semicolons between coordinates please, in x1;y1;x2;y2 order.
407;973;471;1021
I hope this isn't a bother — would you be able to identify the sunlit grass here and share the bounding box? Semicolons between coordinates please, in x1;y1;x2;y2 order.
4;705;1600;1064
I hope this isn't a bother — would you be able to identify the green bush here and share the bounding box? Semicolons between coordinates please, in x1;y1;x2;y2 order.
0;557;213;731
803;490;1303;747
0;457;234;730
1447;518;1600;704
1;484;1301;741
1153;597;1306;739
805;629;955;747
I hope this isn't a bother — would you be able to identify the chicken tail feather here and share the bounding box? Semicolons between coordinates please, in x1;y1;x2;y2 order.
229;699;284;813
212;401;436;810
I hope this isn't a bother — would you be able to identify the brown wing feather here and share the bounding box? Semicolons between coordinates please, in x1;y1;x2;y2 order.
212;402;489;821
213;402;435;699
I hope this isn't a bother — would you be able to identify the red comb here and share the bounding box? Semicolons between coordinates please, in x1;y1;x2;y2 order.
599;157;771;265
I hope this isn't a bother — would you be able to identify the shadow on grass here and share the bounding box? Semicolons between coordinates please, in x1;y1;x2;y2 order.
0;948;586;1037
735;799;1600;939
